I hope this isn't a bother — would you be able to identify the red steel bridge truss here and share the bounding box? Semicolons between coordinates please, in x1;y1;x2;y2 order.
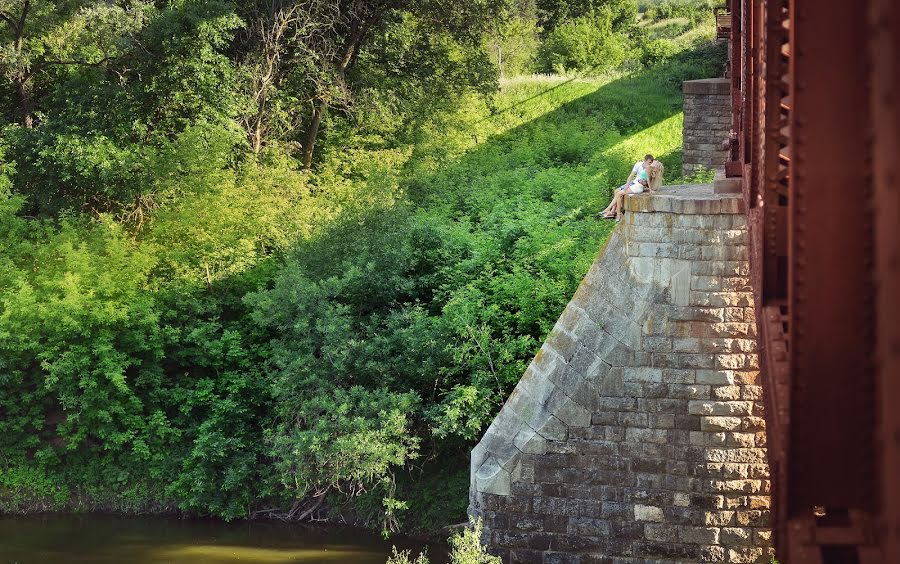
724;0;898;562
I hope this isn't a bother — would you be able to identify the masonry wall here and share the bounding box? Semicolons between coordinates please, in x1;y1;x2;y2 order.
469;187;773;564
683;79;731;177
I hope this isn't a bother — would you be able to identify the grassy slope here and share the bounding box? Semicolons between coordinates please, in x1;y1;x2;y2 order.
392;61;703;533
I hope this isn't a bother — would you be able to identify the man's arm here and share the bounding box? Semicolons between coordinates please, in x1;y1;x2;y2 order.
625;171;636;185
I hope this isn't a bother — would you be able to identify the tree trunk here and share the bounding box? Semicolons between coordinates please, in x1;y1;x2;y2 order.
303;100;326;169
4;1;32;127
301;8;379;169
14;76;33;128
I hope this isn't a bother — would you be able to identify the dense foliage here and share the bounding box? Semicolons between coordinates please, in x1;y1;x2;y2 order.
0;0;723;533
388;519;501;564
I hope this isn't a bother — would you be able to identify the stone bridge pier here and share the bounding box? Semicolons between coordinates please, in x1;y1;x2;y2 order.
469;186;773;564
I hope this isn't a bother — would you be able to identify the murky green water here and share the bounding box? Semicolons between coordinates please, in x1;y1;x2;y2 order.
0;516;446;563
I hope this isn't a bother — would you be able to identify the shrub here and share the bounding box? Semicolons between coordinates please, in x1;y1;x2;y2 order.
640;37;679;66
387;518;500;564
538;10;628;74
485;16;542;77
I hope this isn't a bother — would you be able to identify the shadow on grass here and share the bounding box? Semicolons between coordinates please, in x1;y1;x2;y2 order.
293;51;706;279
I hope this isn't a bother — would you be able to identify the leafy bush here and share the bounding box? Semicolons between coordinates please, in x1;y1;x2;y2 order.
538;10;629;74
388;519;501;564
649;0;717;23
485;16;542;77
640;37;679;66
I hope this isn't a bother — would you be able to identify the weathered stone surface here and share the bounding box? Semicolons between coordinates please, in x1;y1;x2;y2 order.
634;504;665;522
469;185;770;562
683;79;730;176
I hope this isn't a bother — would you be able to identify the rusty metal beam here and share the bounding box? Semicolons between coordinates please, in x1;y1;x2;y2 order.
869;0;900;562
761;0;789;301
787;0;877;518
734;0;898;561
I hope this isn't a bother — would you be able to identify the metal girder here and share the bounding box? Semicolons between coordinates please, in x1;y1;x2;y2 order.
869;1;900;562
788;0;876;517
732;0;898;561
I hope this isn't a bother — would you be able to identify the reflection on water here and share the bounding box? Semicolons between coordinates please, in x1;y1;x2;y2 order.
0;515;446;563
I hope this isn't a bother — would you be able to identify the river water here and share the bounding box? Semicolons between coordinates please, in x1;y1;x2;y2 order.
0;516;447;563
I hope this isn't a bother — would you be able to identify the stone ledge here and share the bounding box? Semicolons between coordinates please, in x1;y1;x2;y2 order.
624;184;745;215
683;77;730;95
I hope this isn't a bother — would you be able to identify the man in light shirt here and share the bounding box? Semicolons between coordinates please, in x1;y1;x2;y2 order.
622;154;654;192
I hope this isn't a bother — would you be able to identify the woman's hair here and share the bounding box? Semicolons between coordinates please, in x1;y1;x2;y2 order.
648;160;664;190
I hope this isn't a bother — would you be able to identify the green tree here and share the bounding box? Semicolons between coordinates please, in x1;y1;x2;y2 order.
484;0;541;78
0;0;150;127
538;9;628;73
248;0;513;167
536;0;636;34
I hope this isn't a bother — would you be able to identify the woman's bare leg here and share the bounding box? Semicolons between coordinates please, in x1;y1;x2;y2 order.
602;191;620;216
614;190;628;217
601;200;615;215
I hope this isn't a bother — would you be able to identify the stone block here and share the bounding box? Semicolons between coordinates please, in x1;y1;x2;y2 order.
689;401;754;416
712;386;742;400
754;529;773;545
649;413;676;428
669;307;726;322
715;354;747;370
544;514;569;533
634;541;701;560
726;432;756;448
598;366;625;396
663;369;697;384
670;384;711;400
651;353;680;368
645;523;680;543
691;431;727;446
676;414;702;431
643;336;673;352
555;395;593;428
707;479;763;494
511;514;545;532
732;371;760;385
624;367;663;383
726;547;765;563
619;411;649;427
601;501;633;519
677;354;717;369
537;415;569;441
542;551;582;564
625;427;669;444
703;511;736;527
704;448;768;464
680;526;721;544
700;545;727;562
735;510;770;527
741;385;763;400
720;527;753;546
672;337;703;353
634;504;665;522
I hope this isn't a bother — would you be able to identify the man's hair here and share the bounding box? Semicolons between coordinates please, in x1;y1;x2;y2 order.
644;154;654;161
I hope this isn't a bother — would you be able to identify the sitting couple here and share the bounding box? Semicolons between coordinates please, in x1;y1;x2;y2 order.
601;154;663;220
